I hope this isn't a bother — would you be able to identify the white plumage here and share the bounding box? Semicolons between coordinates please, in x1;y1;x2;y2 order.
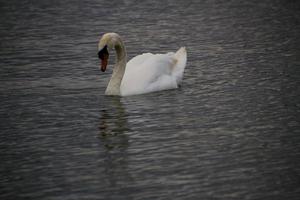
98;33;187;96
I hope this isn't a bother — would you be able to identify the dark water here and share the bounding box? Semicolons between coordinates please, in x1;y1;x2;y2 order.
1;0;300;199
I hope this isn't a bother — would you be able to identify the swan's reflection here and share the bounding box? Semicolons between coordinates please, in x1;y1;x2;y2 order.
98;96;130;150
98;97;134;197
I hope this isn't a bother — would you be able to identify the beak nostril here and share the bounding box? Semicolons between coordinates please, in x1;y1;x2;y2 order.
98;45;109;72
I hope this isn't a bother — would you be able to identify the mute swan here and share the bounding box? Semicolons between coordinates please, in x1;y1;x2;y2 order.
97;33;187;96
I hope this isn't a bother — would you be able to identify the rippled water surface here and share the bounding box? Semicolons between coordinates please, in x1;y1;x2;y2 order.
1;0;300;199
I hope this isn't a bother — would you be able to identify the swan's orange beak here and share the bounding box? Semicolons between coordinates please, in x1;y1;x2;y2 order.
98;45;109;72
100;53;109;72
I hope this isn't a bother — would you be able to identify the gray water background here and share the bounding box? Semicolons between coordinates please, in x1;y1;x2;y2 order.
0;0;300;199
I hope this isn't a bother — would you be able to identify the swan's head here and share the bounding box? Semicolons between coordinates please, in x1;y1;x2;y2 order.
98;33;122;72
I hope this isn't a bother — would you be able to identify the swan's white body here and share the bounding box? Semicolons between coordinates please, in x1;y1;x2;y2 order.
98;33;187;96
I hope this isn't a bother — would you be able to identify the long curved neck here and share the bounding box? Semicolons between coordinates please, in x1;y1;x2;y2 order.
105;39;127;96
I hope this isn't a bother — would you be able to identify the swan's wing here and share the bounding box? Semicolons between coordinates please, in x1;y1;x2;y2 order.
121;48;187;96
145;48;187;92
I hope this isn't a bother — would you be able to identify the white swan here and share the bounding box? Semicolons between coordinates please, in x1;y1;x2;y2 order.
97;33;187;96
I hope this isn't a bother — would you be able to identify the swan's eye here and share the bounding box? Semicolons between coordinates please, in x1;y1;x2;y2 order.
98;45;109;59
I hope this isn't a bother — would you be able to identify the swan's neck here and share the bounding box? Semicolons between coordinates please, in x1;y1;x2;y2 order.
105;42;127;96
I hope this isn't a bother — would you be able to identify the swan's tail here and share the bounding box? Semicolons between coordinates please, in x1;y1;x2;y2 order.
173;47;187;85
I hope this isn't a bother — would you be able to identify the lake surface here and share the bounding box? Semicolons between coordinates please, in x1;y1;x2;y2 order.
1;0;300;199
